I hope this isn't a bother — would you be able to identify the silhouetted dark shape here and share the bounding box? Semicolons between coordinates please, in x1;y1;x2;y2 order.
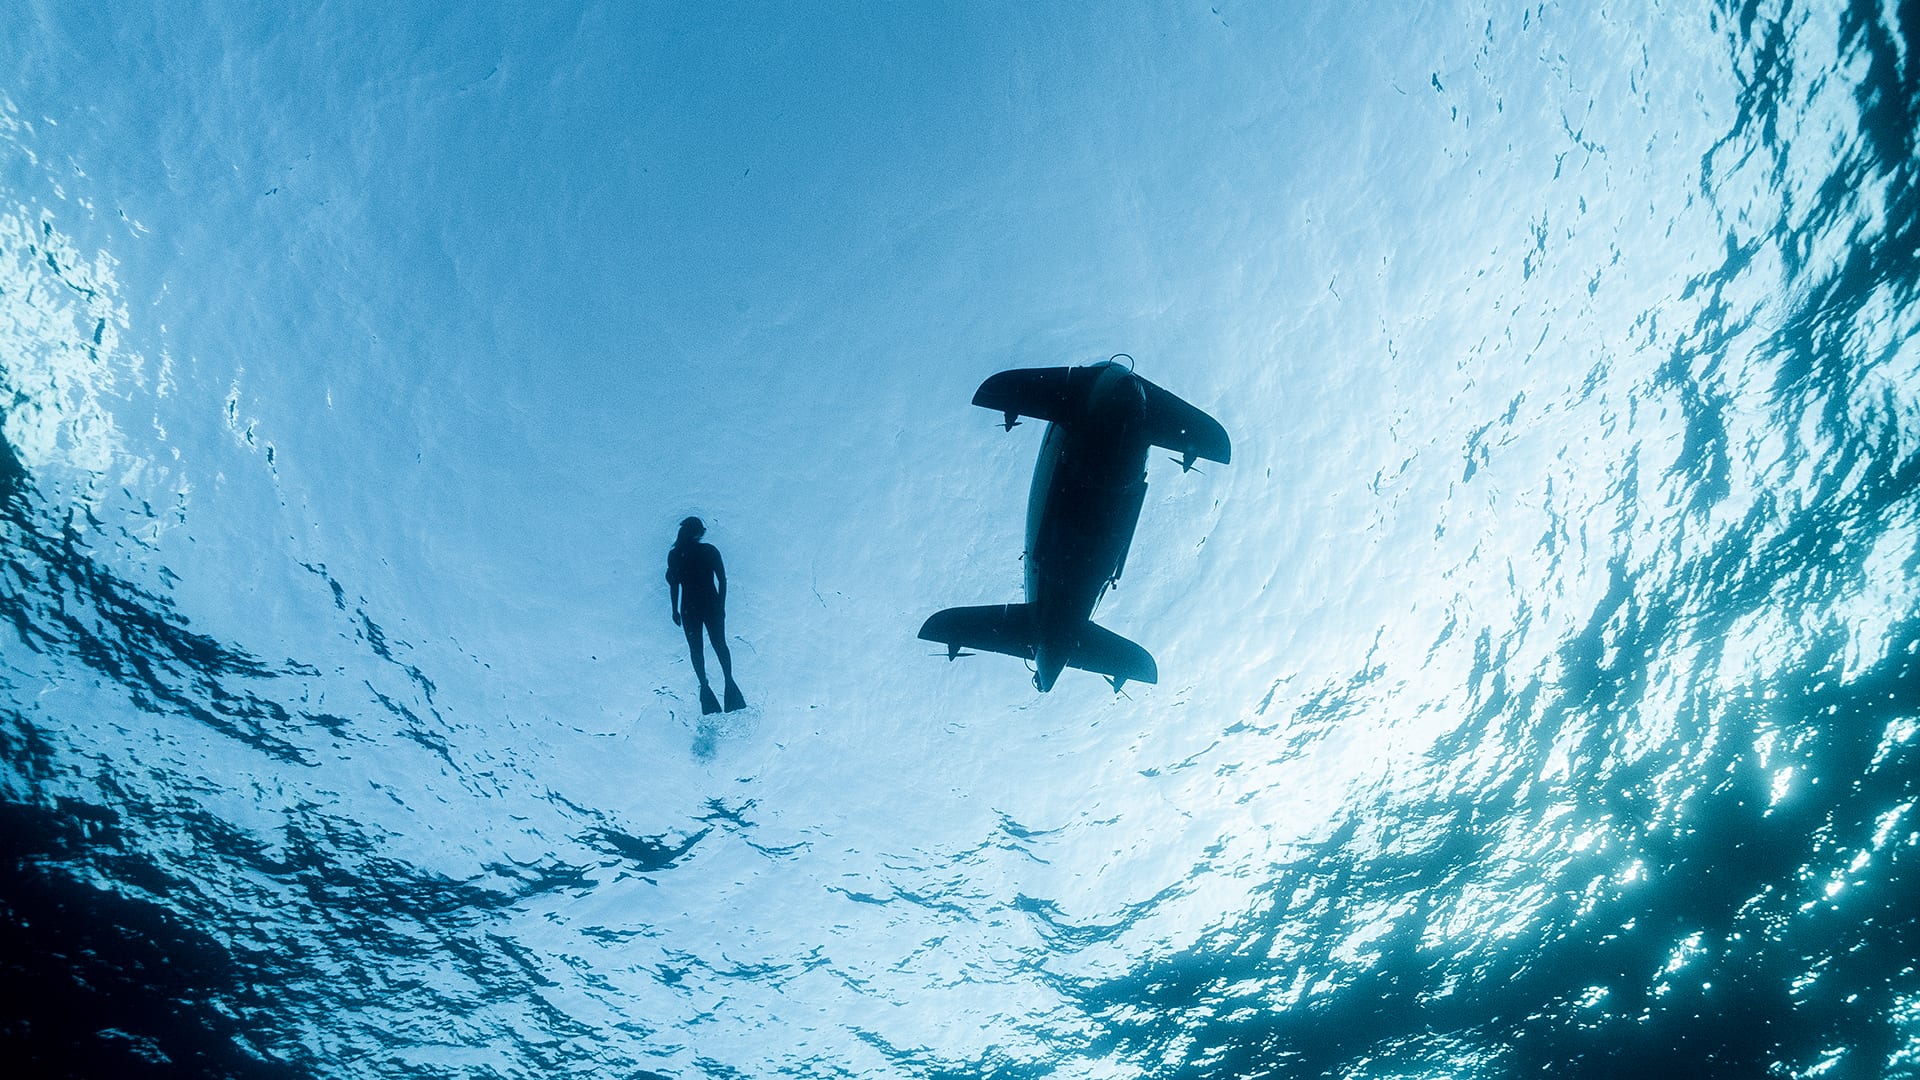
919;360;1230;692
590;826;711;872
667;517;745;713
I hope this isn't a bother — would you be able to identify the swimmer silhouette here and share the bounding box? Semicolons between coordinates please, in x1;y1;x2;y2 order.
667;517;745;713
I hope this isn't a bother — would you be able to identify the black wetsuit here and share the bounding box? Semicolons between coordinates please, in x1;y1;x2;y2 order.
667;541;731;686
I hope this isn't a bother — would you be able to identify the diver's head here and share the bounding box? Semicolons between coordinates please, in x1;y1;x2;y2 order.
676;516;706;544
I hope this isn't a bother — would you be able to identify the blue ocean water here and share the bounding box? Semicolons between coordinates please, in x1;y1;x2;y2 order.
3;2;1917;1077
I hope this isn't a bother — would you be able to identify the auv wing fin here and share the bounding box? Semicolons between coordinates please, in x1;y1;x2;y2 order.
1137;375;1231;465
971;367;1078;428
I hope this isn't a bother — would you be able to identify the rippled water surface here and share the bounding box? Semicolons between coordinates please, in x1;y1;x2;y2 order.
4;2;1918;1077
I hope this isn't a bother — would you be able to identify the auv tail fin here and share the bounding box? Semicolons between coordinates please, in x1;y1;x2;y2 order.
919;606;1158;690
919;604;1037;661
1065;620;1158;688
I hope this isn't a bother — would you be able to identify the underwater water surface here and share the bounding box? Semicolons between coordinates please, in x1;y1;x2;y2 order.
3;2;1918;1077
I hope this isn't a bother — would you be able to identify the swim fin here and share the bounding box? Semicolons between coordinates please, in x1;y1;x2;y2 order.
699;684;721;714
723;680;746;712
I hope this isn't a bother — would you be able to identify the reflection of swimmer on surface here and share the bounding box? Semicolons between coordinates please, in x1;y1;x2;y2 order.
667;516;745;714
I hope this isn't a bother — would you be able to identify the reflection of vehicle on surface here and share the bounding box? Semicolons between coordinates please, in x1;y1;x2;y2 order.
920;360;1230;692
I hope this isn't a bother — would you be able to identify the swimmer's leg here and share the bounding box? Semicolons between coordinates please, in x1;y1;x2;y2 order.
708;613;745;710
687;615;722;713
707;614;734;683
684;620;709;687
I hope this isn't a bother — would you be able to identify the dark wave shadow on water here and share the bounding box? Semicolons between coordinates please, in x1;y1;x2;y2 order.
1;427;308;1075
1065;4;1920;1077
0;433;707;1074
0;799;303;1080
0;369;677;1073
